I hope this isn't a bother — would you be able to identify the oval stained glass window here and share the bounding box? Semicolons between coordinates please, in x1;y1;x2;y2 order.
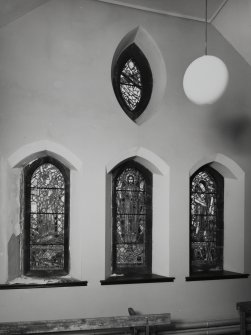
120;58;142;111
112;43;153;121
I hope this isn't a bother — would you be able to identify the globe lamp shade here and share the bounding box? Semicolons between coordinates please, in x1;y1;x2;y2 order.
183;55;229;105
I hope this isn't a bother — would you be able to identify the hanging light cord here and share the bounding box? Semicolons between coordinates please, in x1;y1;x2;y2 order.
205;0;208;55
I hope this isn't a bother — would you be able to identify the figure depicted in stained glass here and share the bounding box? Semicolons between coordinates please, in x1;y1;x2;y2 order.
192;180;215;215
190;167;223;273
115;168;145;265
112;162;152;274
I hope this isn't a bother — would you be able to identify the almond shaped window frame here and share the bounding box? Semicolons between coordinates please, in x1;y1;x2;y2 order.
23;156;70;277
112;44;153;121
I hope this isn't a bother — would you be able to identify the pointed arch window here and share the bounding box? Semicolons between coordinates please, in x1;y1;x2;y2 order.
190;166;224;274
23;156;70;276
112;43;153;121
112;161;152;275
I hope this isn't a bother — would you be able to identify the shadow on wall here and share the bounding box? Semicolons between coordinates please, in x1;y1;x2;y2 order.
210;91;251;154
8;234;21;282
216;113;251;153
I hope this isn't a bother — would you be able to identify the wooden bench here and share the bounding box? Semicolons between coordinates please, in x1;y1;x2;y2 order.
237;301;251;335
0;311;171;334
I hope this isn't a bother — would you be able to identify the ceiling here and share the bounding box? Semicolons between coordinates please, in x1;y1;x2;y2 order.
0;0;50;28
0;0;250;66
97;0;228;22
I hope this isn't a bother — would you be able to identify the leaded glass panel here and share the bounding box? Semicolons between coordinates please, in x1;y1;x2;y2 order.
190;168;223;273
31;164;65;189
29;163;65;271
112;163;152;274
116;244;145;265
24;158;69;276
120;59;142;111
30;245;64;270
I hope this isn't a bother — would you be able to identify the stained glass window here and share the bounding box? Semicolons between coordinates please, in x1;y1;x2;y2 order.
120;59;142;111
190;166;224;274
24;157;69;276
112;43;153;121
112;161;152;274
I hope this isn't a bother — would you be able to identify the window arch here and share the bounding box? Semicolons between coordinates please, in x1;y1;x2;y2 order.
112;160;152;275
23;156;70;276
112;43;153;122
190;165;224;274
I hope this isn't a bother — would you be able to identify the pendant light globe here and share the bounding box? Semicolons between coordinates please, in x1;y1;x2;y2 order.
183;0;229;105
183;54;229;105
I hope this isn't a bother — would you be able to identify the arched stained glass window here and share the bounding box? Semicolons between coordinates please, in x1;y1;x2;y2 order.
190;166;224;274
112;43;153;122
112;161;152;275
24;156;69;276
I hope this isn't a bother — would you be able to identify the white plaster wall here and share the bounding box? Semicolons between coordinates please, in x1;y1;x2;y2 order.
212;0;251;67
0;0;251;323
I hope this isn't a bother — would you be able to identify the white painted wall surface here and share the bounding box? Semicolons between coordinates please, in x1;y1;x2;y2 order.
0;0;251;323
213;0;251;67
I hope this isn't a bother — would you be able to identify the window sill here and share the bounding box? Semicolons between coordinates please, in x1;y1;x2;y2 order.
186;270;249;282
0;275;88;289
100;273;175;285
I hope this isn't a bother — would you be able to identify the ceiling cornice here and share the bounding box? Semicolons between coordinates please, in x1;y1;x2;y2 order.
210;0;229;22
95;0;229;23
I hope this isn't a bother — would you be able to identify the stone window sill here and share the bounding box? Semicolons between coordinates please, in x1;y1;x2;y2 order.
100;273;175;285
186;270;249;282
0;275;88;289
